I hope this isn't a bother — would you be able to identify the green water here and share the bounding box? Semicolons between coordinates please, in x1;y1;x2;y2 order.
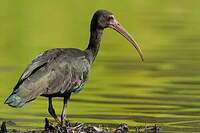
0;0;200;132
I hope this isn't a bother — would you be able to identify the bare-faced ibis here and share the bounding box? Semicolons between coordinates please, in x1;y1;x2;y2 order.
5;10;144;126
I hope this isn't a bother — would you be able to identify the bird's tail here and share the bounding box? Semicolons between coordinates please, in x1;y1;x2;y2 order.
4;94;26;108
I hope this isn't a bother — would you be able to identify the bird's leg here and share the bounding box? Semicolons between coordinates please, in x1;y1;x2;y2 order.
61;93;71;127
48;97;61;125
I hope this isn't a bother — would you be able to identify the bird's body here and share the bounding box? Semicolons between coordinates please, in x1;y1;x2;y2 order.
5;9;144;126
6;48;91;107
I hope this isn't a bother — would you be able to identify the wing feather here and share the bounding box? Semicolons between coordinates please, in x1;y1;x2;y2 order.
10;48;90;107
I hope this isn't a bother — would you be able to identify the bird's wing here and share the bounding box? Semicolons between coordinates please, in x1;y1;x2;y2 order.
19;49;65;82
19;58;47;83
13;49;60;90
10;48;90;105
44;54;90;95
6;48;66;107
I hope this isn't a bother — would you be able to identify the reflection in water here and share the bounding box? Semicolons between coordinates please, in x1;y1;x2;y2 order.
0;1;200;133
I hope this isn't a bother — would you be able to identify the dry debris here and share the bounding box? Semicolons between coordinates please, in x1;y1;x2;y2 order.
0;118;161;133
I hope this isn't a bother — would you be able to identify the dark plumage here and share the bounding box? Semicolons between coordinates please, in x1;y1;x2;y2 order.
5;9;144;126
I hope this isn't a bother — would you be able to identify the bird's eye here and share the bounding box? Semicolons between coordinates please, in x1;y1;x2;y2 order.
108;15;114;21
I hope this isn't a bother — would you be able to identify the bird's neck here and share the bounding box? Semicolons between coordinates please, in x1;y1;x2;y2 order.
85;28;103;63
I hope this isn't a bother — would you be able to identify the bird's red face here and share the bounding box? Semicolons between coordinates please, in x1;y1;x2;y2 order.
107;15;144;61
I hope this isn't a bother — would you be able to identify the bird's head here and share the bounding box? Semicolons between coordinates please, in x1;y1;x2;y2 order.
92;9;144;61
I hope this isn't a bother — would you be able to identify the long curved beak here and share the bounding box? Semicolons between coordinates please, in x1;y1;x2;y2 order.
109;19;144;61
